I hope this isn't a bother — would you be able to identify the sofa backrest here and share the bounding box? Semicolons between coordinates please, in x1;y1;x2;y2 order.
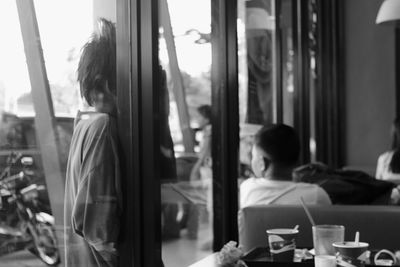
238;205;400;252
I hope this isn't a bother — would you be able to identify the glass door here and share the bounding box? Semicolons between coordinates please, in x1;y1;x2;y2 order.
158;0;214;266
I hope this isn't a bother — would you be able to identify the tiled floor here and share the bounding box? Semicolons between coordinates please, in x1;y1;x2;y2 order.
0;222;212;267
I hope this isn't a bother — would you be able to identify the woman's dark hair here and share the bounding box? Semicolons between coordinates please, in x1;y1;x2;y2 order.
197;105;212;121
254;124;300;167
390;118;400;173
77;18;116;106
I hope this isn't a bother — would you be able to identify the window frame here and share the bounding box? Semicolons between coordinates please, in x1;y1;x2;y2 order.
211;0;240;250
117;0;162;266
117;0;240;265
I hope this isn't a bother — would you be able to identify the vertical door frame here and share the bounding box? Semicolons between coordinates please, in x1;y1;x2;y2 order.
395;28;400;123
211;0;240;251
314;0;344;168
117;0;162;266
293;0;311;164
275;0;284;123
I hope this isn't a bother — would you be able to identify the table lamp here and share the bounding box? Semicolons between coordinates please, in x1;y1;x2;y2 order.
376;0;400;25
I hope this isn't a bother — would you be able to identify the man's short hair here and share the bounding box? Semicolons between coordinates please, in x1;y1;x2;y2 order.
254;124;300;166
77;18;116;106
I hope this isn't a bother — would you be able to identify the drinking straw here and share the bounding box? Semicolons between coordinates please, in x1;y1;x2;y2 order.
300;197;316;226
355;231;360;245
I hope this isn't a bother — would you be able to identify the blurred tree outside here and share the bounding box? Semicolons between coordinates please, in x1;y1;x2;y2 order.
176;70;211;124
165;69;211;151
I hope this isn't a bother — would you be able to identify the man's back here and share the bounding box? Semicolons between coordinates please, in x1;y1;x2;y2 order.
240;178;331;208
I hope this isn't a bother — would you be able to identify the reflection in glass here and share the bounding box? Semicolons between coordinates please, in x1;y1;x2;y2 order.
64;18;122;267
0;1;31;116
0;2;61;265
280;0;295;127
244;0;275;125
0;0;112;265
238;0;276;181
308;0;318;162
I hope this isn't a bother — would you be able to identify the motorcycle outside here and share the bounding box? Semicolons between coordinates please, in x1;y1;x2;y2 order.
0;152;60;265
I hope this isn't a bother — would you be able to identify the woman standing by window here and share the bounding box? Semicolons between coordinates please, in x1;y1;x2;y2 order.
376;118;400;180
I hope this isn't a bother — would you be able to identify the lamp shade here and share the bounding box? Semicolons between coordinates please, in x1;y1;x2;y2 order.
376;0;400;24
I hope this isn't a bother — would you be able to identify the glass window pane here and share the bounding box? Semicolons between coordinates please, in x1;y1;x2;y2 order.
0;2;31;117
159;0;213;266
240;0;276;125
309;0;317;162
280;0;295;127
0;1;117;266
34;0;92;117
238;0;277;183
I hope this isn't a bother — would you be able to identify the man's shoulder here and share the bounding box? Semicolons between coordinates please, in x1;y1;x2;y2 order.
241;178;290;192
240;177;265;186
240;177;263;192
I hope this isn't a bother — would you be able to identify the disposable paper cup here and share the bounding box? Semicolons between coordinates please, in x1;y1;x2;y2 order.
333;242;369;267
314;255;336;267
313;225;345;256
266;228;298;262
374;249;397;266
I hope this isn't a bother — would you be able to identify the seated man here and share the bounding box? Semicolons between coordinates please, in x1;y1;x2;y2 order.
240;124;331;208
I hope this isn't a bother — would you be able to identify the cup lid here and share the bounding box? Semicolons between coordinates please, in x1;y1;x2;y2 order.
266;228;299;234
332;241;369;248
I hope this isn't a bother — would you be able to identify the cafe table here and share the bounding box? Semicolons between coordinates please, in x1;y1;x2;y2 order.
188;253;314;267
188;249;315;267
188;247;398;267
